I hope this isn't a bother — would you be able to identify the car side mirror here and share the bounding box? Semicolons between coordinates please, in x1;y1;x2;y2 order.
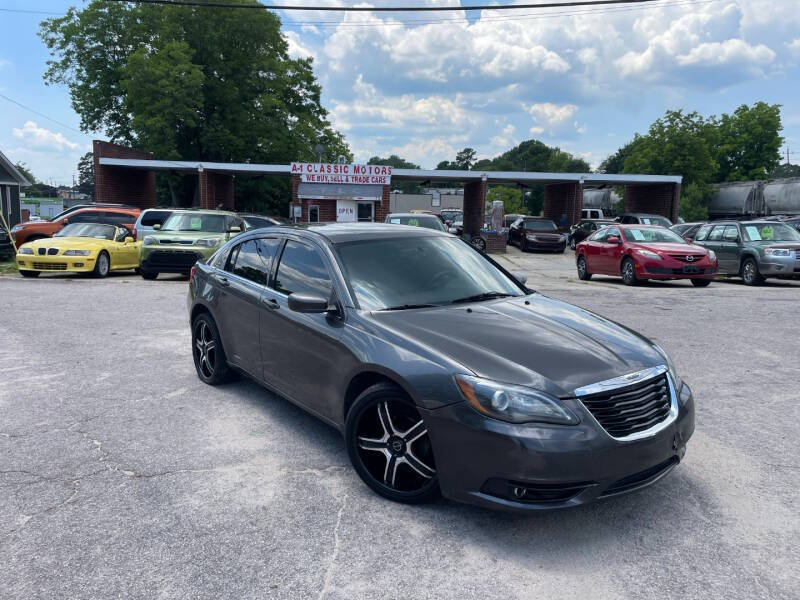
511;271;528;285
288;293;331;314
124;236;134;243
229;226;241;234
607;236;621;245
153;224;161;230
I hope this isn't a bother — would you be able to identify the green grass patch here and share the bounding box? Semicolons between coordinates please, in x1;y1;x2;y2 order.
0;259;18;275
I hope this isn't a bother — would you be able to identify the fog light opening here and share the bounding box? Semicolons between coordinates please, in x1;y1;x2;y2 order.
512;486;527;499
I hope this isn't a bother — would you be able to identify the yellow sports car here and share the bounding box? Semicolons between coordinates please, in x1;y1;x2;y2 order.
16;223;141;278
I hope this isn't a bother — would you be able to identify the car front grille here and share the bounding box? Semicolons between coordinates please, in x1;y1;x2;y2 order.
159;239;195;245
579;373;672;438
667;254;705;262
148;250;200;267
33;262;67;270
47;248;59;255
600;457;679;497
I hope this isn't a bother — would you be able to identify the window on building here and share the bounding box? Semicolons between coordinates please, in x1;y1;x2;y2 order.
309;206;320;223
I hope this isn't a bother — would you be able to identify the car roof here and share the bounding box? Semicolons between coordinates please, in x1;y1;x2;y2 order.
265;222;449;244
387;212;439;218
75;206;139;214
167;208;238;216
616;223;671;228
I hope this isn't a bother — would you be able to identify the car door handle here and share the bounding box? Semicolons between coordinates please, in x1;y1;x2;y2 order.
217;276;229;287
262;297;279;309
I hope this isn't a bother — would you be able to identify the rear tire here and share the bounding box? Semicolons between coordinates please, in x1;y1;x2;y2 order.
19;270;40;278
691;279;711;287
741;258;763;286
621;257;639;286
576;254;592;280
192;313;234;385
346;382;440;504
140;269;158;280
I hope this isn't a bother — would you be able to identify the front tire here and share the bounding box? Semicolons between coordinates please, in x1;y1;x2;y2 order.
577;254;592;280
19;270;40;278
691;279;711;287
471;237;486;252
569;237;577;250
140;269;158;280
93;251;110;278
741;258;764;286
346;383;440;504
192;313;234;385
621;257;639;286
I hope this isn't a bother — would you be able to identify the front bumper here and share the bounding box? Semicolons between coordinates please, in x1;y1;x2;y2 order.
140;246;211;273
420;381;695;512
638;257;717;280
524;237;567;251
757;254;800;277
16;253;96;273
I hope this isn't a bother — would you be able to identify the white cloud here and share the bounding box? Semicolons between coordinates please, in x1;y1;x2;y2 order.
677;39;775;67
284;31;317;61
11;121;79;152
490;124;516;149
528;103;578;125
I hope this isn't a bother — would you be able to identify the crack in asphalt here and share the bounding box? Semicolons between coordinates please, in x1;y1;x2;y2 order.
317;492;348;600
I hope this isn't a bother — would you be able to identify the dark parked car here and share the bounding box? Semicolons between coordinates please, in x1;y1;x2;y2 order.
568;219;615;250
692;220;800;285
508;217;567;252
188;223;694;511
239;214;286;230
0;226;13;259
504;213;525;228
670;222;704;241
618;213;673;227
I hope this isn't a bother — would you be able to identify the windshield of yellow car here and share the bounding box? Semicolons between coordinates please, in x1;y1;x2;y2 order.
161;213;227;233
55;223;116;240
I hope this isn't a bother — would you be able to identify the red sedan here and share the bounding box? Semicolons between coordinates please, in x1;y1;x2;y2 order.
575;224;718;286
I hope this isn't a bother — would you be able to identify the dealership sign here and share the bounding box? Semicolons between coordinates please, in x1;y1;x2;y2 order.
291;162;392;185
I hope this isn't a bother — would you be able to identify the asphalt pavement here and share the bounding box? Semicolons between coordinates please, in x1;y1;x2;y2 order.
1;252;798;599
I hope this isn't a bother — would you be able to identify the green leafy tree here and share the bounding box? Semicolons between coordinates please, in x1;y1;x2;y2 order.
14;162;36;184
77;152;94;199
678;182;710;222
771;163;800;178
39;0;350;213
714;102;782;182
599;139;638;174
435;160;457;170
486;186;525;215
455;147;477;170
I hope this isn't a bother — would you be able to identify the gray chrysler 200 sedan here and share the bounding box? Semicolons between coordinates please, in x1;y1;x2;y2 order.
188;223;695;511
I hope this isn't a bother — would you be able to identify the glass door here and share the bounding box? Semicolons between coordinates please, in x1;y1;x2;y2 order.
357;202;374;222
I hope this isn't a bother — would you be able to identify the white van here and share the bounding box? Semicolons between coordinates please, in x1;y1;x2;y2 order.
581;208;605;219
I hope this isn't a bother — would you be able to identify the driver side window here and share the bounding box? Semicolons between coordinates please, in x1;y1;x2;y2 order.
115;227;132;242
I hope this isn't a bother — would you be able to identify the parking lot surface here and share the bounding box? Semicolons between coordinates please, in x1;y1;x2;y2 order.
1;252;798;599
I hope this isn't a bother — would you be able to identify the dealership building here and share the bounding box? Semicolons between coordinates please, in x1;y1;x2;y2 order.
93;141;682;252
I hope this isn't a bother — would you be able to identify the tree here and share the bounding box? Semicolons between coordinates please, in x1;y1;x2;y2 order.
714;102;782;182
455;147;477;170
368;155;420;193
435;160;458;170
599;139;638;174
14;162;36;184
77;152;94;199
39;0;350;213
486;186;525;215
678;182;709;222
772;163;800;179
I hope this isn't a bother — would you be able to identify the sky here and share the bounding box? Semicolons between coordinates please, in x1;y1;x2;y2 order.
0;0;798;185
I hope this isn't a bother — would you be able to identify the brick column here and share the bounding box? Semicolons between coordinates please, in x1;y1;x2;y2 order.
374;185;391;222
93;140;156;208
463;180;487;237
543;182;582;229
624;183;680;222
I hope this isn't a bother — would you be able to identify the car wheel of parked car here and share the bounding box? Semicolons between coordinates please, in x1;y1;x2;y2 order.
93;251;110;278
569;238;577;250
621;257;639;286
192;313;233;385
19;270;40;278
576;255;591;280
691;279;711;287
346;382;440;504
140;269;158;280
741;258;764;286
471;237;486;252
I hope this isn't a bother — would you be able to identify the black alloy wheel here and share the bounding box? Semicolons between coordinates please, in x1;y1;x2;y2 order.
471;236;486;252
741;258;764;286
577;255;591;280
621;257;639;286
346;383;440;504
192;313;233;385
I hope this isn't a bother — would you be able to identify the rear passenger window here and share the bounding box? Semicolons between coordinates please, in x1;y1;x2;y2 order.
723;225;739;241
695;225;712;241
232;240;269;285
707;226;725;241
273;240;331;298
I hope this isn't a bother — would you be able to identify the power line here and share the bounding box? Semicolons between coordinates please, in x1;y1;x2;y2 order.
0;93;84;135
104;0;661;12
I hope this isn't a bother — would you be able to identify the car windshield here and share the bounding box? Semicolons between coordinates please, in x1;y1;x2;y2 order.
639;216;672;227
387;215;445;231
524;219;557;231
244;217;277;229
336;236;525;310
55;223;116;240
742;223;800;242
622;227;686;243
161;213;227;232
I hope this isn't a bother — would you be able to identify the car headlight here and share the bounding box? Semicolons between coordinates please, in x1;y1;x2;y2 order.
63;249;90;256
636;249;662;260
654;344;682;390
142;236;157;246
765;248;791;257
559;234;567;241
707;250;716;262
18;247;34;255
526;234;538;241
195;238;220;248
455;374;579;425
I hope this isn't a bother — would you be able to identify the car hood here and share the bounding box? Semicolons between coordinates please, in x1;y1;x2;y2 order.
635;242;707;254
368;294;664;397
21;236;109;251
148;231;226;242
